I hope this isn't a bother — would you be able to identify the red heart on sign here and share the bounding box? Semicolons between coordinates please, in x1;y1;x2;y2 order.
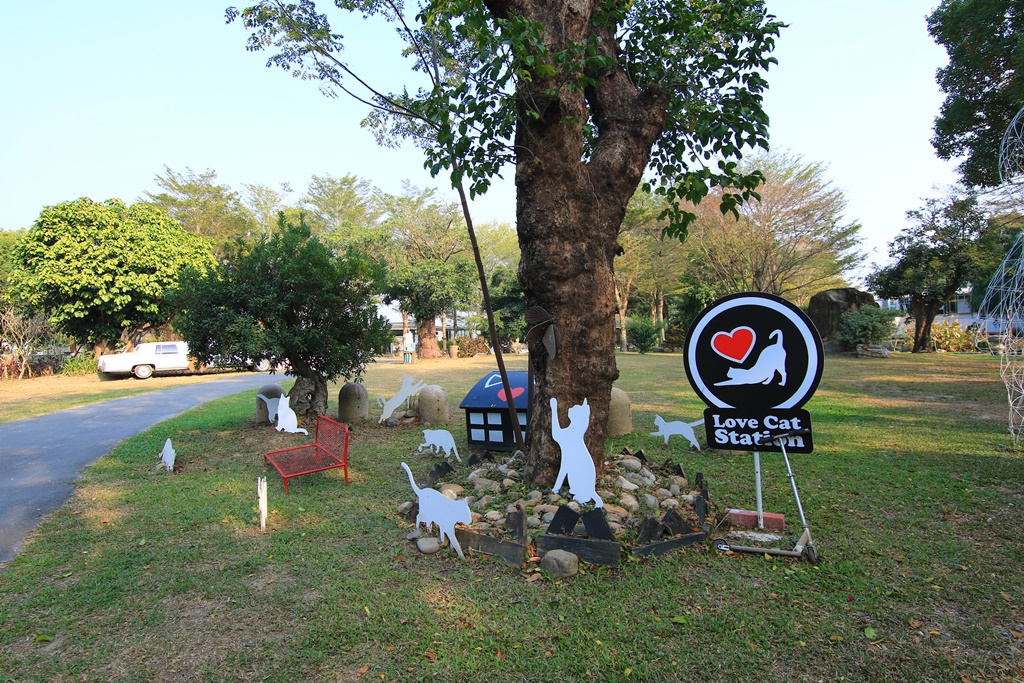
711;326;756;363
498;386;525;402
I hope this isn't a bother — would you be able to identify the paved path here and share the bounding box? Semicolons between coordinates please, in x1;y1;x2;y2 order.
0;373;280;564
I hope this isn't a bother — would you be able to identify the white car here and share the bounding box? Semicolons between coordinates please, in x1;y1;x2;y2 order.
97;341;192;379
97;341;272;379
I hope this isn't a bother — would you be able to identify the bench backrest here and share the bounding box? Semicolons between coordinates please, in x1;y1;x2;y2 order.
315;415;350;463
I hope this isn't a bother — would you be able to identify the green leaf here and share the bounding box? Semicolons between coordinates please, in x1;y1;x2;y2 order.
864;627;877;639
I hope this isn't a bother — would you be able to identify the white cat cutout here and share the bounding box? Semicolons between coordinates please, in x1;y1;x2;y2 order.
550;397;603;508
401;462;471;558
417;429;460;462
275;393;308;435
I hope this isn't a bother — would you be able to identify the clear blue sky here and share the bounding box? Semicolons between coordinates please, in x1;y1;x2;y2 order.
0;1;955;279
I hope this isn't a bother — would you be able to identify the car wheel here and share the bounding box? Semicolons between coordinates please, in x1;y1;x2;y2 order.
254;359;272;373
133;364;154;379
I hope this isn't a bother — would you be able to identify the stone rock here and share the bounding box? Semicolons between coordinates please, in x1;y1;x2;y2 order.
470;512;482;523
385;417;400;427
856;344;889;358
406;528;422;540
256;384;285;423
485;510;505;522
468;468;490;483
667;476;689;490
502;478;516;488
337;382;369;423
546;493;563;503
618;457;642;472
506;469;520;479
475;522;492;531
542;511;555;523
808;287;879;348
473;478;501;493
607;387;633;437
527;490;544;503
660;498;680;510
619;493;640;511
417;537;442;554
572;522;587;535
615;476;640;491
642;494;660;510
603;504;629;521
417;384;450;424
655;488;672;501
541;549;579;578
567;501;581;513
533;504;559;516
439;483;464;497
669;484;681;496
472;495;493;511
442;489;459;500
527;516;541;528
397;501;414;515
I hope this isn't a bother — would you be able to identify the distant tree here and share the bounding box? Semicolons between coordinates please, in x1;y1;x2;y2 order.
144;166;253;245
928;0;1024;187
684;151;863;305
867;189;1005;353
835;307;899;348
299;173;382;238
9;198;216;354
243;182;294;234
488;265;527;348
0;229;26;303
381;186;477;359
625;316;664;354
173;216;391;417
476;221;520;278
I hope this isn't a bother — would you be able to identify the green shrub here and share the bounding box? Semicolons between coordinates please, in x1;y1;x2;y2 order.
663;320;688;351
835;307;899;347
930;320;975;352
60;352;98;376
626;316;665;354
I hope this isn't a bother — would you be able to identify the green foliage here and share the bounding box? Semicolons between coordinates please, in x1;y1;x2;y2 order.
172;215;391;413
488;265;526;346
835;307;899;348
228;0;782;237
8;198;216;349
60;352;99;377
928;0;1024;187
298;173;382;240
144;166;254;245
626;316;664;354
868;188;1006;352
0;228;26;303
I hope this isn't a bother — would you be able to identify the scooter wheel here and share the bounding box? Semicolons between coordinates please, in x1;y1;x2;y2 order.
711;537;729;552
805;545;819;565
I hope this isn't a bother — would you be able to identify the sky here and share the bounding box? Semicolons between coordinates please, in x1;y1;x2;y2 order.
0;1;957;282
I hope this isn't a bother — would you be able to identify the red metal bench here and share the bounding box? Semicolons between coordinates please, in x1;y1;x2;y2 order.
264;415;350;493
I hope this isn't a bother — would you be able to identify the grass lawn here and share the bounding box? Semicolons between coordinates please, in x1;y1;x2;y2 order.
1;352;1022;682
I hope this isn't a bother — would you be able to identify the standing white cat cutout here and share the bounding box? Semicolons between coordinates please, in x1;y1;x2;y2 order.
550;397;603;508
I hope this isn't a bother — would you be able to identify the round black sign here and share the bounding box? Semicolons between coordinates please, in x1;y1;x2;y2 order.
684;293;823;413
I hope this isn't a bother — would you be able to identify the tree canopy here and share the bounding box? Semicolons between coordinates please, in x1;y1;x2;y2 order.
928;0;1024;187
868;188;1006;352
144;166;254;245
173;216;392;417
228;0;783;486
9;198;216;352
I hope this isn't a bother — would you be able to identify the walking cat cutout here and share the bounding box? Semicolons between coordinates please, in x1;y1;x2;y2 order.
715;329;787;386
160;438;176;471
651;415;704;450
550;397;604;508
275;393;308;435
401;462;471;558
378;375;427;423
418;429;460;462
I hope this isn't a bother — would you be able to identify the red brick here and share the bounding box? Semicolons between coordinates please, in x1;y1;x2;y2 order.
728;509;785;530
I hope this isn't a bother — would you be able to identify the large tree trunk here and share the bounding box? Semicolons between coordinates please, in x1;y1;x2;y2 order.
614;283;630;352
289;368;328;418
911;297;938;353
514;6;667;486
417;318;443;359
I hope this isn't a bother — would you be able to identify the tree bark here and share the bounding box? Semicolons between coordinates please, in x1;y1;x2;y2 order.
417;318;443;359
289;371;328;418
614;282;630;352
911;297;938;353
515;6;667;487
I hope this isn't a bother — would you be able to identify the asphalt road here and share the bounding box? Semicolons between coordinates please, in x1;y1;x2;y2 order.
0;372;280;565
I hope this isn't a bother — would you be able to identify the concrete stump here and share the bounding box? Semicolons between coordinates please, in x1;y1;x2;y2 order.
607;387;633;437
256;384;285;423
417;384;449;424
337;382;370;423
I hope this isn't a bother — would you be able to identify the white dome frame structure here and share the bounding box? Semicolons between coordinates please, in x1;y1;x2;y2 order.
976;105;1024;444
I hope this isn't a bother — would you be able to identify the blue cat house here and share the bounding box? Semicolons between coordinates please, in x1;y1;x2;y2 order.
460;371;531;451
